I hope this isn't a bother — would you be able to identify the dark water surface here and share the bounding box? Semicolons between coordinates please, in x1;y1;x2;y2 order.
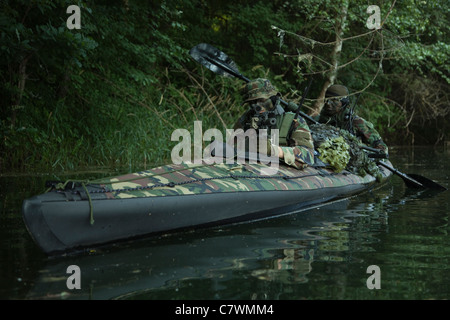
1;146;449;300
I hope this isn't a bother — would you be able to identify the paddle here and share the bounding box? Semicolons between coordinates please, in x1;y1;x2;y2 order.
189;43;319;125
360;145;447;190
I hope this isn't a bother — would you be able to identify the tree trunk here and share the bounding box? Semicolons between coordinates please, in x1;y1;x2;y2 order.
11;54;32;128
310;0;349;117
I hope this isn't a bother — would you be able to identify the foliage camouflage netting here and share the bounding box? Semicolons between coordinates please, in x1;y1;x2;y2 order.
310;123;383;181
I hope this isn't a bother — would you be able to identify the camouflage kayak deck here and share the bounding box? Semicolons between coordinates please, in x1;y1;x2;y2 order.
90;158;390;199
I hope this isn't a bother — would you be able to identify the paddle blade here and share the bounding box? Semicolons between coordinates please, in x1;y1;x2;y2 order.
189;43;241;78
406;173;447;191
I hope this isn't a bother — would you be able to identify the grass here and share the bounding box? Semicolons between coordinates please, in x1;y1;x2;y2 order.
1;68;244;174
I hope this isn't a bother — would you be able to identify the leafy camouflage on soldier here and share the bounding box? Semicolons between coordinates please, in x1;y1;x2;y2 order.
318;84;388;155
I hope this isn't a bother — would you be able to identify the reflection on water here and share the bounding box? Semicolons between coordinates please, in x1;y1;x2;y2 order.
0;147;449;300
22;199;351;299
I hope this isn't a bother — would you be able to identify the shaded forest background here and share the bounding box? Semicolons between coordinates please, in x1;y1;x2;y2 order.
1;0;449;172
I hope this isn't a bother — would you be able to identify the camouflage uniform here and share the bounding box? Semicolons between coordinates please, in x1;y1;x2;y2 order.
234;78;315;169
281;110;315;169
318;85;388;155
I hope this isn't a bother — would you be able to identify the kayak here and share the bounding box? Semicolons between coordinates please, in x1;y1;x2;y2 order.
22;157;393;255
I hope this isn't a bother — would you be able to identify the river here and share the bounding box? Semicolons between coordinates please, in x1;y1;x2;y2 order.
0;146;448;301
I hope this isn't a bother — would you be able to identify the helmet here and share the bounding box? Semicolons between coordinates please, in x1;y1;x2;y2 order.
325;84;350;106
241;78;280;103
325;84;349;99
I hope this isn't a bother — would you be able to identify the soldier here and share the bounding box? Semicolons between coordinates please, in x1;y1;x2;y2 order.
233;78;315;169
318;84;388;155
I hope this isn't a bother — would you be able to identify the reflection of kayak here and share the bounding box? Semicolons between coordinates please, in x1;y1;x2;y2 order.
22;157;393;255
25;199;352;300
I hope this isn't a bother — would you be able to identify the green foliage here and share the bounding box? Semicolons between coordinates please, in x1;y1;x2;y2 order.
317;136;350;173
0;0;448;173
311;123;383;181
1;0;190;171
269;0;449;144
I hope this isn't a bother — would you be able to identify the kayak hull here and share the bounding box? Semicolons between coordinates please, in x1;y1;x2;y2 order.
22;160;392;255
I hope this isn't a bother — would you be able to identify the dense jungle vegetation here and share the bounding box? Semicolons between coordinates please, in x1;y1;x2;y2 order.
1;0;449;172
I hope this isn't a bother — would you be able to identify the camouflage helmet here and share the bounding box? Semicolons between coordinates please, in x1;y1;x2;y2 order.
325;84;350;107
241;78;280;103
325;84;349;98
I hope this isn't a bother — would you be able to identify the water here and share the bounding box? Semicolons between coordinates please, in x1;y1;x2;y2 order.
1;146;449;301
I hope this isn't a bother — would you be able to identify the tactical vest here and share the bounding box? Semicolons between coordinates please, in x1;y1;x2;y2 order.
276;112;296;146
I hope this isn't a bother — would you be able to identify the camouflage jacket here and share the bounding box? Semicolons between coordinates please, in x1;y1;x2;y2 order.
318;109;389;154
233;111;315;169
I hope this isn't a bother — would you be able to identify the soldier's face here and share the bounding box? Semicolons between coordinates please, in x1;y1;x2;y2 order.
323;98;342;115
253;98;274;113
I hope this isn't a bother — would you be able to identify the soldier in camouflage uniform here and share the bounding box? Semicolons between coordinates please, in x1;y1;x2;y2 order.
233;78;315;169
318;84;388;154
